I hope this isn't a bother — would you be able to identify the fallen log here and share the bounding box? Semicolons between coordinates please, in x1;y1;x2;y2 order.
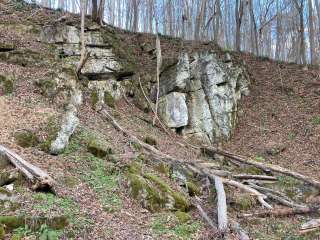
248;182;307;209
203;147;320;189
239;206;318;218
233;174;277;181
214;176;228;232
0;145;55;191
300;219;320;234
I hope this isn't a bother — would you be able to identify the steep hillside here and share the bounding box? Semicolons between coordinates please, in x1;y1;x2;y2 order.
0;1;320;240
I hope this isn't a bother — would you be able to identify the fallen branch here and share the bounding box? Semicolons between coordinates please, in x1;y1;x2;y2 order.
214;176;228;232
203;147;320;189
0;145;55;191
192;201;217;230
221;178;272;209
239;206;317;218
248;182;307;209
233;174;277;181
300;219;320;234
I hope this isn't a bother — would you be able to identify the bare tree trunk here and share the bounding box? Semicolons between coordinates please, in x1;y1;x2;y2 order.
97;0;106;25
235;0;244;51
91;0;97;21
275;0;281;60
194;0;206;41
248;0;259;55
308;0;317;64
294;0;306;65
214;0;221;43
132;0;139;32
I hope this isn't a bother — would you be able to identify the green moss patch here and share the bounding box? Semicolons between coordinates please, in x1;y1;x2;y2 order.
87;139;113;158
144;136;157;146
104;91;115;108
128;170;190;212
0;74;15;95
14;130;38;148
175;211;191;223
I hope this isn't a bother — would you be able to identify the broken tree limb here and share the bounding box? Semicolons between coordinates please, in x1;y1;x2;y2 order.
192;200;217;230
221;178;273;209
203;147;320;189
233;174;277;181
248;182;308;209
300;219;320;234
228;219;250;240
239;206;318;218
0;145;55;191
214;176;228;232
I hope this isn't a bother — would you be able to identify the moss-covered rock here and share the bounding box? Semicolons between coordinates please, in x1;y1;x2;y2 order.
0;43;15;51
127;161;142;174
0;224;5;239
0;215;68;231
175;211;191;223
0;49;46;67
39;118;60;153
128;173;165;212
144;136;157;146
144;173;190;212
155;163;170;177
90;90;99;109
232;193;256;211
128;170;190;212
87;139;113;158
0;74;15;95
14;130;38;148
186;181;201;196
104;91;115;108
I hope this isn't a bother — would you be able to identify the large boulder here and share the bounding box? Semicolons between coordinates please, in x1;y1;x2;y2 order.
158;92;188;128
158;51;250;144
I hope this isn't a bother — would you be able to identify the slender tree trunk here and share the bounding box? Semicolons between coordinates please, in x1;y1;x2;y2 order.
308;0;317;64
91;0;97;21
214;0;221;43
194;0;206;41
275;0;281;60
235;0;244;51
97;0;106;25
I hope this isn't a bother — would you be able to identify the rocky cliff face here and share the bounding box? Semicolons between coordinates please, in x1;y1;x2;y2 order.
40;24;249;145
157;51;249;144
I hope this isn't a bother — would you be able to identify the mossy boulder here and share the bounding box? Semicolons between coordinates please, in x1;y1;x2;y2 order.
0;215;68;231
104;91;115;108
144;136;157;146
0;74;15;95
87;139;113;158
39;118;60;153
90;90;99;110
231;192;256;211
14;130;38;148
0;43;15;51
128;170;190;212
0;224;4;239
0;49;46;67
186;181;201;196
175;211;191;223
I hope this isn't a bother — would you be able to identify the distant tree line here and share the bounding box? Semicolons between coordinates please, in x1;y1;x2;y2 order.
27;0;320;65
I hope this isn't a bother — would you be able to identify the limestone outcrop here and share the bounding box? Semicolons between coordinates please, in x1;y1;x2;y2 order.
157;51;249;144
40;25;250;145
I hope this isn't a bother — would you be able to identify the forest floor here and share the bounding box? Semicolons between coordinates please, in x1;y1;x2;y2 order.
0;0;320;239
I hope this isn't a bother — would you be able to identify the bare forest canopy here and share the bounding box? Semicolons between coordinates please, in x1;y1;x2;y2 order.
25;0;320;65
